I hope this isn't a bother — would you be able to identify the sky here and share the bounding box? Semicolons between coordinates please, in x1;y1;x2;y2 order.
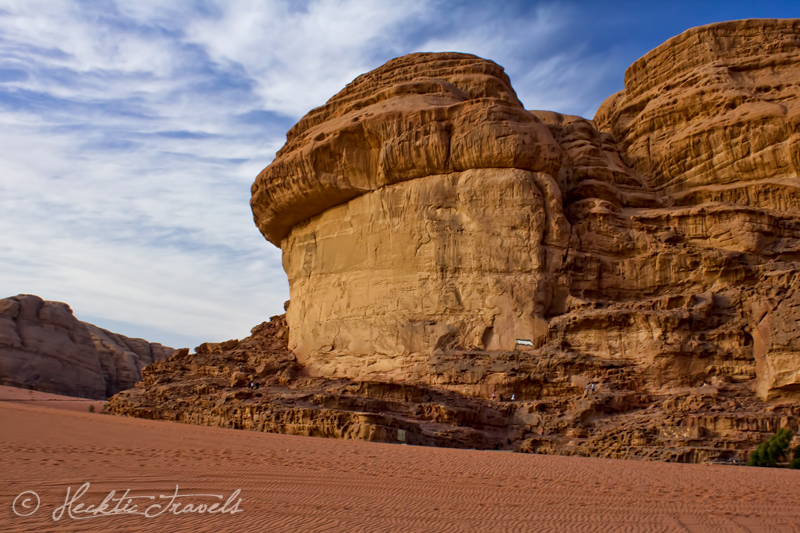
1;0;797;349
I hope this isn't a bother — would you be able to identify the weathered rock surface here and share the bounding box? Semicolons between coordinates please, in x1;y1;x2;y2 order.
254;52;569;371
109;314;799;462
0;294;173;399
251;19;800;404
113;19;800;462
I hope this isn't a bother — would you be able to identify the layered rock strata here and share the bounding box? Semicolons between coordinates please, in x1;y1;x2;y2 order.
251;19;800;403
0;294;173;399
252;52;569;372
109;313;799;462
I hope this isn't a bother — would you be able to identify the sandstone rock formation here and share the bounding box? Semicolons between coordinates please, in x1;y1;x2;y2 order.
110;313;800;462
252;52;569;372
112;19;800;462
0;294;173;399
593;18;800;401
251;19;800;404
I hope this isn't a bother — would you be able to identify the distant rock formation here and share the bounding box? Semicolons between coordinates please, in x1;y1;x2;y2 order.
0;294;173;399
252;19;800;402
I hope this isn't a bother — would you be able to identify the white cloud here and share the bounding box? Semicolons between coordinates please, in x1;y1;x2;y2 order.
185;0;433;116
0;1;172;76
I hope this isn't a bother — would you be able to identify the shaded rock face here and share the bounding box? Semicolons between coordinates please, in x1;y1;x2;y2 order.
588;18;800;402
253;20;800;402
0;294;173;399
109;313;800;462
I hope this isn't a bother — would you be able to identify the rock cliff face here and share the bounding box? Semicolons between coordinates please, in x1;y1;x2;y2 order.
252;52;569;373
112;19;800;462
0;294;173;399
109;313;800;461
251;19;800;402
593;19;800;401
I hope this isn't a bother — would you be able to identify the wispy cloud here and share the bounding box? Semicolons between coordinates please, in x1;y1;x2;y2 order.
0;0;287;346
1;0;793;347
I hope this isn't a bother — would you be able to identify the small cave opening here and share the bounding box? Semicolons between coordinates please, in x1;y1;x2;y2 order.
481;327;494;350
743;331;753;346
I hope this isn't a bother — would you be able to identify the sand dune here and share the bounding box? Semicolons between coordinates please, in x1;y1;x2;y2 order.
2;388;800;532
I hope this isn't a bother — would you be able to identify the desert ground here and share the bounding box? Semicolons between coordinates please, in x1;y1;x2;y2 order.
0;385;107;413
2;387;799;532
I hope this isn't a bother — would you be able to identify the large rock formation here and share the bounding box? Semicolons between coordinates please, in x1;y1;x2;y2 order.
252;19;800;403
594;18;800;401
0;294;173;399
112;19;800;462
251;52;569;374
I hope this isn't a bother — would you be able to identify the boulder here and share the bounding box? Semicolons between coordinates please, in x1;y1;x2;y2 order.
229;372;248;388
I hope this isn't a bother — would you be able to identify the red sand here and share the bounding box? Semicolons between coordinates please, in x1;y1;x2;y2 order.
2;388;800;532
0;385;105;413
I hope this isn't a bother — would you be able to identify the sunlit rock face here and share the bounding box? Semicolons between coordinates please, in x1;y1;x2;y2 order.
596;19;800;198
593;18;800;401
253;21;800;399
252;53;570;377
281;167;569;377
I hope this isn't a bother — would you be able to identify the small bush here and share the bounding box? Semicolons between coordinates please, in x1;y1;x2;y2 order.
790;446;800;470
88;404;95;413
748;428;795;467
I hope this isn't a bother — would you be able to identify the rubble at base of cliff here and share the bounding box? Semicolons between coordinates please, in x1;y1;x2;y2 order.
109;314;800;463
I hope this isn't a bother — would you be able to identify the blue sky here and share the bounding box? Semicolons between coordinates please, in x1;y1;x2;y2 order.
1;1;797;349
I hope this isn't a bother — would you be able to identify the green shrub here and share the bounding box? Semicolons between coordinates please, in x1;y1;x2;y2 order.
748;428;795;467
88;404;95;413
790;446;800;470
